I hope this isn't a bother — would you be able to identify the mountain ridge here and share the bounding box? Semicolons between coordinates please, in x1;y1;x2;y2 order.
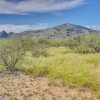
0;23;100;39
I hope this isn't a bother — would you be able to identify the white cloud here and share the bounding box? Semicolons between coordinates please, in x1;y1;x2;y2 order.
0;23;49;33
85;25;100;30
0;0;85;14
92;25;97;28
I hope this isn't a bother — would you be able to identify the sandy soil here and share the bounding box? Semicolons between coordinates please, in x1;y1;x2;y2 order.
0;73;99;100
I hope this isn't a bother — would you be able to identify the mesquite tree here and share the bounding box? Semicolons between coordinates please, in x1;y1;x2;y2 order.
0;40;24;73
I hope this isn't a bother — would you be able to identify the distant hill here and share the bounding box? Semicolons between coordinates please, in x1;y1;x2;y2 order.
0;31;10;38
1;23;100;39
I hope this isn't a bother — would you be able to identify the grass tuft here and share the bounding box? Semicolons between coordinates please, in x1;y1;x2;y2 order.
19;47;100;91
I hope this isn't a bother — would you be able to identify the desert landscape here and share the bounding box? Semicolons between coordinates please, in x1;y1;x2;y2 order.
0;38;100;100
0;0;100;100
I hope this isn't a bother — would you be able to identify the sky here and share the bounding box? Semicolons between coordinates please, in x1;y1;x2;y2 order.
0;0;100;32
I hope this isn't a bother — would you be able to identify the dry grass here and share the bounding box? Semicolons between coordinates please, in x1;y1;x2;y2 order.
20;47;100;91
94;62;100;78
0;47;100;100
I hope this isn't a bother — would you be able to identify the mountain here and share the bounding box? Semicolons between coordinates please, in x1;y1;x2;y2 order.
1;23;100;39
0;31;10;38
11;23;100;40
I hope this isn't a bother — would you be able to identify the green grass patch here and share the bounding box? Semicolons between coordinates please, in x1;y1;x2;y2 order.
19;47;100;91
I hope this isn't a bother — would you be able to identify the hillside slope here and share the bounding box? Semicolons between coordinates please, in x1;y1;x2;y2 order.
1;23;100;39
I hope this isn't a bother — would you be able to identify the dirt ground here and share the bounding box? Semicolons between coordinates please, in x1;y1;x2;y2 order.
0;73;99;100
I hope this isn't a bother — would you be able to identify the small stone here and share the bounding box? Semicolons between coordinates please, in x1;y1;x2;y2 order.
0;96;8;100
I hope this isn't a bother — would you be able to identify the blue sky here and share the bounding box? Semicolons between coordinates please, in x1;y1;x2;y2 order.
0;0;99;32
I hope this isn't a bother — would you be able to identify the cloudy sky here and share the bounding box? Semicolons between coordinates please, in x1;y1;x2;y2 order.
0;0;99;32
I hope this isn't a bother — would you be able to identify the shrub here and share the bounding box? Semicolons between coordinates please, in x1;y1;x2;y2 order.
32;44;48;57
66;35;100;54
0;40;24;73
74;45;95;54
31;39;49;57
86;35;100;53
